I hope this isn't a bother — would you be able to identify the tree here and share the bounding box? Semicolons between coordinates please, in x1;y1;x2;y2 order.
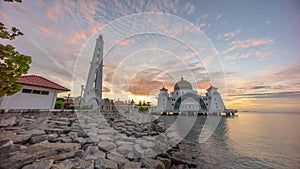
0;0;32;97
130;99;135;105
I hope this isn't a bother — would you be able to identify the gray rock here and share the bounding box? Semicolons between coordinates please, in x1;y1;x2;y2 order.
97;128;114;135
0;133;31;144
0;116;16;127
127;152;135;161
0;141;80;169
144;148;157;158
77;159;94;169
67;131;78;139
22;159;53;169
157;157;171;169
50;120;70;126
61;137;73;143
52;159;75;169
44;128;63;135
99;135;113;142
27;117;48;130
142;158;165;169
71;129;88;137
82;146;106;160
73;137;94;145
170;153;197;168
95;157;118;169
122;162;142;169
155;141;168;153
133;144;144;158
30;135;48;144
0;140;13;150
18;129;45;137
75;149;84;157
117;144;133;155
0;140;22;154
170;164;185;169
40;151;76;162
107;153;129;168
98;141;116;151
47;133;59;142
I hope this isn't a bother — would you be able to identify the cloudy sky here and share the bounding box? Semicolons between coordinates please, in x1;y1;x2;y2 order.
1;0;299;112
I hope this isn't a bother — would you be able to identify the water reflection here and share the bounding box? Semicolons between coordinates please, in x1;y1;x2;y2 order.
160;114;300;168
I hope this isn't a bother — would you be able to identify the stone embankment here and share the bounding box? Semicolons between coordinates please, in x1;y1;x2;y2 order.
0;110;197;169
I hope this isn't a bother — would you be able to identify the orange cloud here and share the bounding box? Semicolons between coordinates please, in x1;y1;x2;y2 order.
67;37;76;45
183;56;191;61
197;82;210;89
74;32;86;40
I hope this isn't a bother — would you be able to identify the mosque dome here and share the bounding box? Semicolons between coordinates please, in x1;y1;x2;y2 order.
174;77;193;91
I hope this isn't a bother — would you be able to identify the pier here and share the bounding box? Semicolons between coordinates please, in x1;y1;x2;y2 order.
157;110;238;116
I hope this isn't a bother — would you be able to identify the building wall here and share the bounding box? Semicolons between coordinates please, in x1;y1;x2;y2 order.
0;85;58;109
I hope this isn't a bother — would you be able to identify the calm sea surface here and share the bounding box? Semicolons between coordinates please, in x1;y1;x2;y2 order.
160;112;300;169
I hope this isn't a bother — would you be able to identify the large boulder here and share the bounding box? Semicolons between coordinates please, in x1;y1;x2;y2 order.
22;160;53;169
0;141;80;169
82;146;106;160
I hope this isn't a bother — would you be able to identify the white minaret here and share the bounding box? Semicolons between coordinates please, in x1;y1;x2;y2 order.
157;86;169;112
83;35;104;109
206;85;225;113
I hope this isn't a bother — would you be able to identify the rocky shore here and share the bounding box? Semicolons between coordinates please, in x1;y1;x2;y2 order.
0;110;197;169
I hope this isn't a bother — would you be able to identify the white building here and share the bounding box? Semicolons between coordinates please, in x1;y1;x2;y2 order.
156;77;226;113
0;75;70;109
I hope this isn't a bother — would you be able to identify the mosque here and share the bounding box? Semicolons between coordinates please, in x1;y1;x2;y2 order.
80;34;234;114
156;77;226;113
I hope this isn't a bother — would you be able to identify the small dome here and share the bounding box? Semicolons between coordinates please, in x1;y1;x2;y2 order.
174;77;193;91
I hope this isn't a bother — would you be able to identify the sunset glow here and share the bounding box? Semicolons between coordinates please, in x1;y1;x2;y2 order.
0;0;299;112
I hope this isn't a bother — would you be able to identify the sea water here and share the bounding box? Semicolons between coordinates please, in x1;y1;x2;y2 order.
160;112;300;168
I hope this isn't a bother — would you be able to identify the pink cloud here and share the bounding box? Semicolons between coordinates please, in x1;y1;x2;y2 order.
225;29;241;38
215;12;224;20
228;38;274;51
184;2;196;15
67;37;76;45
39;26;51;36
225;53;238;60
0;11;8;20
255;50;271;60
117;39;135;46
225;52;251;60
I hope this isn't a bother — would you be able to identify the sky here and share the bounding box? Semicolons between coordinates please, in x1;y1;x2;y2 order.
0;0;299;112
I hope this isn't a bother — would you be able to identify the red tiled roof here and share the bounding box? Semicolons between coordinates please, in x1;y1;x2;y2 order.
17;75;70;92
